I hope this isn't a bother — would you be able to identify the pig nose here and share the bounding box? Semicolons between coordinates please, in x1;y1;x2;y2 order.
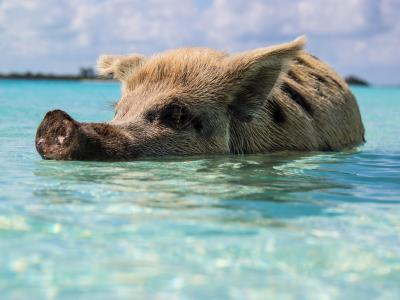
35;109;81;160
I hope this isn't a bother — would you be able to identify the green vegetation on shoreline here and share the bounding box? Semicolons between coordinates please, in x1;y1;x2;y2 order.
0;68;112;81
0;71;371;86
0;74;111;81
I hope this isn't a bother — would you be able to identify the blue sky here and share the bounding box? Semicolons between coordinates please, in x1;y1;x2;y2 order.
0;0;399;85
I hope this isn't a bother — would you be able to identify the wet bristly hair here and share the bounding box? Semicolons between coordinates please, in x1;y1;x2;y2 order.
35;36;364;161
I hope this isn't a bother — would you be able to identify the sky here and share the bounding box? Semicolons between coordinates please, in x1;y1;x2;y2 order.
0;0;399;85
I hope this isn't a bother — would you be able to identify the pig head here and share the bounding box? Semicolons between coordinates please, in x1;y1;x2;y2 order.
36;37;307;160
36;35;365;161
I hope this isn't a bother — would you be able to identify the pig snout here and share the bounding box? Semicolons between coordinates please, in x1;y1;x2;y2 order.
35;110;138;161
36;110;83;160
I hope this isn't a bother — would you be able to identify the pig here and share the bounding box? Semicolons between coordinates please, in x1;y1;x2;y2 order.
35;36;365;161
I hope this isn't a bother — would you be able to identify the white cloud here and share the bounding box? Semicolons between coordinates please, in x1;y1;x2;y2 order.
201;0;400;84
0;0;399;84
67;0;202;50
297;0;368;35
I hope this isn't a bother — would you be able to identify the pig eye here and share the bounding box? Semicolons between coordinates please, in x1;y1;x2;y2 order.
160;103;191;130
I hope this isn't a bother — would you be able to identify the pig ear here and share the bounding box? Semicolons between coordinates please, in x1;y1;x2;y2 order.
224;36;306;122
97;54;145;81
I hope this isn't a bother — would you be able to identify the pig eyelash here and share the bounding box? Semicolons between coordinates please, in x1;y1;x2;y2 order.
159;103;192;130
145;103;203;132
145;103;205;133
146;110;157;123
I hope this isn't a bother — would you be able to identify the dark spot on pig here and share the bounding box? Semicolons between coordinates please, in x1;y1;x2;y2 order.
294;57;312;68
288;70;302;84
269;101;286;124
312;73;328;84
281;82;313;117
328;76;343;90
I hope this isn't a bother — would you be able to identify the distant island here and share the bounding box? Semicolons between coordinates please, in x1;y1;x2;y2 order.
1;68;371;87
344;75;370;86
0;67;112;81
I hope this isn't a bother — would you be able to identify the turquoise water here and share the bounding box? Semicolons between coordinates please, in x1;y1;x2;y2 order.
0;80;399;299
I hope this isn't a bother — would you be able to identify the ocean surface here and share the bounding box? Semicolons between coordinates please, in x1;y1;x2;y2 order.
0;80;399;299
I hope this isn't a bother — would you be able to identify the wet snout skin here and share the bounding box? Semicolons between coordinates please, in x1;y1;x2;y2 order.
36;110;134;161
35;110;86;160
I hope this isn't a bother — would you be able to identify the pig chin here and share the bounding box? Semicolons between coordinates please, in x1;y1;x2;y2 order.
35;109;139;161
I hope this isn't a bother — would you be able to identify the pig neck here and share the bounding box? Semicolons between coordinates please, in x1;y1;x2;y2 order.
228;105;281;154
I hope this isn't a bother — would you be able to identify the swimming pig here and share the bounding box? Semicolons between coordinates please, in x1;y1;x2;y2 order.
36;36;364;161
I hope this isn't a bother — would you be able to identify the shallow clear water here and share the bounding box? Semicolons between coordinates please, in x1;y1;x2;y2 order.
0;80;399;299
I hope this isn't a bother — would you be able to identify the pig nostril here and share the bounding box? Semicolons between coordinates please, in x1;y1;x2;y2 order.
37;138;45;147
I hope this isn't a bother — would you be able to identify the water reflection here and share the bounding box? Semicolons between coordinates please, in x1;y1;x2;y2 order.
4;81;400;299
32;152;356;224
